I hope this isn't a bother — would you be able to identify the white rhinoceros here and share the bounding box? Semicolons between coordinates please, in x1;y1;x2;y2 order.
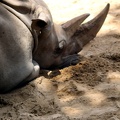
0;0;110;93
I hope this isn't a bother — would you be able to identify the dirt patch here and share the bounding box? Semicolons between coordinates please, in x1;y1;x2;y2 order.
0;0;120;120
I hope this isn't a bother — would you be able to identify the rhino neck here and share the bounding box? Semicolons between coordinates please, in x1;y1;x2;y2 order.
0;0;52;31
0;1;51;54
0;2;32;31
0;0;53;54
1;2;36;51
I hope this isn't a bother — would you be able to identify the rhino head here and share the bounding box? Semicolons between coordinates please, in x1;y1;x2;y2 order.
32;4;110;70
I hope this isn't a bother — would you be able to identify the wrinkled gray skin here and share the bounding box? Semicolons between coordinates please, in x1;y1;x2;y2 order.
0;0;110;93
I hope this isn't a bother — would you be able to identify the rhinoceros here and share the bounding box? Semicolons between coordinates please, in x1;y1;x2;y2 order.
0;0;110;93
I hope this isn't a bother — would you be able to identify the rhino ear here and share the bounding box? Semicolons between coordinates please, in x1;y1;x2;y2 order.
31;19;47;31
62;14;90;37
31;13;48;31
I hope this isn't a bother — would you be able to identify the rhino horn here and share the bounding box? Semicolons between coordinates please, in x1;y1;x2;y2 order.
67;3;110;54
62;14;90;37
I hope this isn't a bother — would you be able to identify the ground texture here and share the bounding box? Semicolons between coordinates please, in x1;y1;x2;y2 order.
0;0;120;120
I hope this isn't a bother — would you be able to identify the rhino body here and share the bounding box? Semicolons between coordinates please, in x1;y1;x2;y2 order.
0;0;110;93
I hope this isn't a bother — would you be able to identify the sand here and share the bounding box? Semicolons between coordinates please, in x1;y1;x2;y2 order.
0;0;120;119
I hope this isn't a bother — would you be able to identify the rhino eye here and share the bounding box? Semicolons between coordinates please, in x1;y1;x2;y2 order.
53;40;66;57
59;40;66;49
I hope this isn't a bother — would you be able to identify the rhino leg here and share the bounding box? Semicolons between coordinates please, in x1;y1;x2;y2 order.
26;61;40;81
1;61;40;94
16;61;40;88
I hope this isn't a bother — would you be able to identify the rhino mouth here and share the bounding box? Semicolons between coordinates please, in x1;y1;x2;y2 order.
47;54;81;70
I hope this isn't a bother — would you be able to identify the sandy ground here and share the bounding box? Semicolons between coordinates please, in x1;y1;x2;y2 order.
0;0;120;120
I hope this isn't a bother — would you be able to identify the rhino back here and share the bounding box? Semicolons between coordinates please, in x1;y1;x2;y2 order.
0;4;34;92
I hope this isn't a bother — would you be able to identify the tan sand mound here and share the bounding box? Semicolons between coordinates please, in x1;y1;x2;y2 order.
0;53;120;120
